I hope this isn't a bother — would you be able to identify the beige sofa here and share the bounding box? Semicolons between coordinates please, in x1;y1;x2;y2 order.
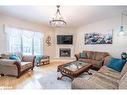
71;56;127;89
0;54;36;78
75;51;110;69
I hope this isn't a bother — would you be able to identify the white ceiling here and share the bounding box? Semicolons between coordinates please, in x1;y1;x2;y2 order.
0;6;127;27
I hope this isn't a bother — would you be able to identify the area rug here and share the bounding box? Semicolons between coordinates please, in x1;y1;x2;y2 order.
38;69;97;89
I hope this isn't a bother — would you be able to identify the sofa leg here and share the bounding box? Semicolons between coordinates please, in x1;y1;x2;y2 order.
16;76;20;78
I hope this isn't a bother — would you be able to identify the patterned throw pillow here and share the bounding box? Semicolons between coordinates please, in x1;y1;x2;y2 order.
107;57;126;72
79;52;87;59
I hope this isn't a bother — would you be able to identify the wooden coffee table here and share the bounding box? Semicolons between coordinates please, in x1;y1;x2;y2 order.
57;61;92;80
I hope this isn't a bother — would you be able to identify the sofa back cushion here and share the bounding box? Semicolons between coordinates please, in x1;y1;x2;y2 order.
95;53;104;61
119;72;127;89
83;51;95;59
79;52;87;59
83;51;109;61
1;53;12;59
107;58;126;72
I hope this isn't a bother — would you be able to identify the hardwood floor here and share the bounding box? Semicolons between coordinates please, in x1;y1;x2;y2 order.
0;61;71;89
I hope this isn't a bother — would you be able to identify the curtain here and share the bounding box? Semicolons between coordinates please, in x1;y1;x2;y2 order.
5;26;44;55
34;32;44;55
22;30;34;55
5;26;22;53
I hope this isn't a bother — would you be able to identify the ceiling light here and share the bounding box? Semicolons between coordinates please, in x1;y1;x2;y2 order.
49;5;67;27
118;13;126;36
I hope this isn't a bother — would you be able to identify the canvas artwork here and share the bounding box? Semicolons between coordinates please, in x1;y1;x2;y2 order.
85;32;113;45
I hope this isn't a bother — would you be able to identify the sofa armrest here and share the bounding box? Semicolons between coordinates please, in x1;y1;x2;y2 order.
0;59;21;66
103;56;112;66
71;78;104;89
75;54;80;61
0;59;21;77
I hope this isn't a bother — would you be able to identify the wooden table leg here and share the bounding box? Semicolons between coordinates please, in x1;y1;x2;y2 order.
57;71;74;80
87;71;92;75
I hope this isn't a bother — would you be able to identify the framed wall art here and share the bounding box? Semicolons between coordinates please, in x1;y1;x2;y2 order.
85;31;113;45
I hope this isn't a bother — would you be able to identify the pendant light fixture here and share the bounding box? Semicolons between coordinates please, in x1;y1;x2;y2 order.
49;5;67;27
118;13;126;36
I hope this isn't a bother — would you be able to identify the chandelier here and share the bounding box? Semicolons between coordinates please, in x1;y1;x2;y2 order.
49;5;67;27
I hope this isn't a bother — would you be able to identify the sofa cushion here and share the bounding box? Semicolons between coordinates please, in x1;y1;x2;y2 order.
72;78;105;89
84;51;93;59
89;73;118;89
98;66;121;79
79;52;87;59
107;58;126;72
1;53;12;59
78;59;91;63
96;72;119;83
94;53;104;61
20;62;32;71
90;60;103;68
120;63;127;78
119;72;127;89
79;59;102;68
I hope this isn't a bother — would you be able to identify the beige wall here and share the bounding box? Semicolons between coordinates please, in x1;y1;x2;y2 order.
75;16;127;58
0;14;55;59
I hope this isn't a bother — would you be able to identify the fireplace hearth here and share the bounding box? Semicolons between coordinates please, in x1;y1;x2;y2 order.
60;48;71;57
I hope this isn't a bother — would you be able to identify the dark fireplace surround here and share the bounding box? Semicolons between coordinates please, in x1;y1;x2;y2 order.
59;48;71;57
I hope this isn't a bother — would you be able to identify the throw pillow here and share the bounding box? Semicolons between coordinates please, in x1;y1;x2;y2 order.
9;55;21;61
107;57;126;72
79;52;87;59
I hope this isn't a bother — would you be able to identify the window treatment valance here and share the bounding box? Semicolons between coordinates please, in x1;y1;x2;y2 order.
5;26;43;39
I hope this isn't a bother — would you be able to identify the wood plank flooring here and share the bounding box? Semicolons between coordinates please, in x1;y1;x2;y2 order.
0;61;70;89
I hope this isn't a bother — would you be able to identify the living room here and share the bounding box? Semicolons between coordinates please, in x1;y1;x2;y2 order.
0;0;127;94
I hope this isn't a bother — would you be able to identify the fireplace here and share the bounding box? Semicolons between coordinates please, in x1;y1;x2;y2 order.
59;48;71;57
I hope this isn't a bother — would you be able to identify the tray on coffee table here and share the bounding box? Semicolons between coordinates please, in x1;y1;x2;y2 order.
57;61;92;80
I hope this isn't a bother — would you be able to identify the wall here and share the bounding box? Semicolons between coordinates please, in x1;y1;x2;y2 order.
0;14;55;59
0;14;127;59
75;16;127;58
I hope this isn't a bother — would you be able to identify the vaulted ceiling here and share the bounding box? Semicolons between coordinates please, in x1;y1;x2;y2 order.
0;6;127;27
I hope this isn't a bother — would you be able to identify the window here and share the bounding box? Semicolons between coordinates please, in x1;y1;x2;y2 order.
34;32;43;55
22;30;34;55
5;26;44;55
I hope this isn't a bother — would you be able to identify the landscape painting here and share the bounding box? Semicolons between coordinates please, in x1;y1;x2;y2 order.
85;32;113;45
